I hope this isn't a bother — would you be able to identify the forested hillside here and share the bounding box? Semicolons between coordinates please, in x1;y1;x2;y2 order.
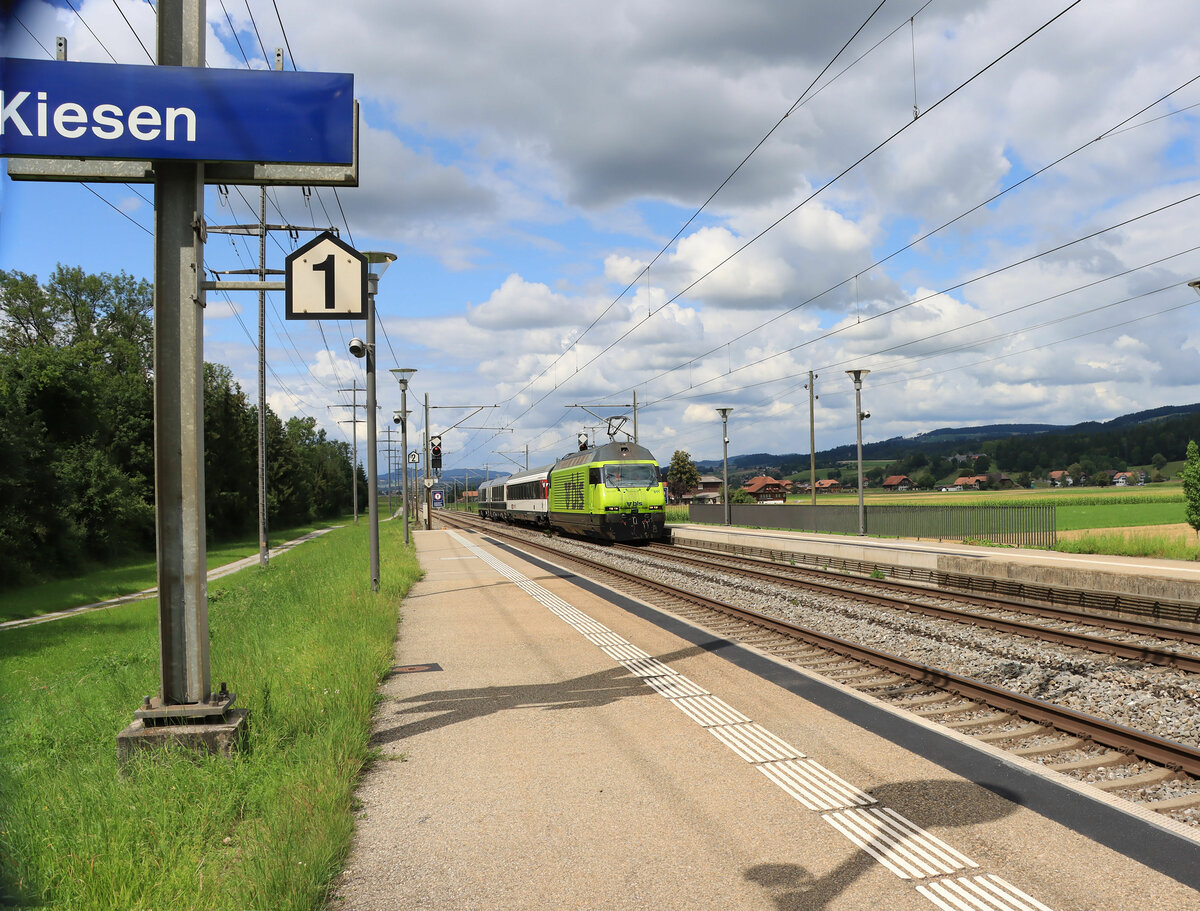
0;266;360;587
708;407;1200;481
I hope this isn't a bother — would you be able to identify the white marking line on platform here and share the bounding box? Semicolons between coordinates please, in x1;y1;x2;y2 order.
445;531;1053;910
585;630;630;648
823;807;978;880
669;694;751;727
602;642;653;663
708;722;803;763
757;759;875;811
643;674;710;699
620;656;678;678
917;874;1055;911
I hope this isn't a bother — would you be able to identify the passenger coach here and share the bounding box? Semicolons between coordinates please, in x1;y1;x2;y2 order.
502;465;550;526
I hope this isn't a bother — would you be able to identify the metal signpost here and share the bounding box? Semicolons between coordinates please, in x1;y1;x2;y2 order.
4;0;357;760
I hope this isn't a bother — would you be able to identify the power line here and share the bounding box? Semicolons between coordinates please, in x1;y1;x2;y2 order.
219;0;253;68
505;0;921;407
111;0;153;63
619;69;1200;405
62;0;118;62
506;0;1088;428
644;188;1200;407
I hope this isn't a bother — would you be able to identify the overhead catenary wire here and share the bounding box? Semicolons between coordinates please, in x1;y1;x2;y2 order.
504;0;915;409
111;0;154;63
642;188;1200;407
504;0;1088;431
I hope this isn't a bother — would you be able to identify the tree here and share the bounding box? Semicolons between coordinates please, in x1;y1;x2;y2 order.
1182;440;1200;537
973;454;992;474
666;450;700;503
1152;452;1168;471
1068;461;1086;486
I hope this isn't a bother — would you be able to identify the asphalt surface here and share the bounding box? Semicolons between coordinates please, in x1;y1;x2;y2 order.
332;528;1200;911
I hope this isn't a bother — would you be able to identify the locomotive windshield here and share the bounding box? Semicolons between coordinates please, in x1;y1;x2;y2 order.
602;464;660;488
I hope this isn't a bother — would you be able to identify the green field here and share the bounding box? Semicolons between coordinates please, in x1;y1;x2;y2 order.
0;519;418;909
0;516;356;625
683;485;1197;559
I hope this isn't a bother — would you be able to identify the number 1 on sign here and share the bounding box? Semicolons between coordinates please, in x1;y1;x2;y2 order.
313;254;336;308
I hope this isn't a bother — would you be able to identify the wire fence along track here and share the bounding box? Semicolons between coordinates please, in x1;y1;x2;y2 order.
690;503;1056;548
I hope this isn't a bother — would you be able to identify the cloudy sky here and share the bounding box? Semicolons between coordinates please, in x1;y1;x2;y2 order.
4;0;1200;473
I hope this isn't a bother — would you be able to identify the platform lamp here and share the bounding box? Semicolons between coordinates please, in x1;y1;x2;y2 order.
715;408;733;525
357;251;396;593
845;369;870;536
390;367;417;546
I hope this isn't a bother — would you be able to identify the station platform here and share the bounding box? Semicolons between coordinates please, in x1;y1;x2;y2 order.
669;524;1200;612
334;527;1200;911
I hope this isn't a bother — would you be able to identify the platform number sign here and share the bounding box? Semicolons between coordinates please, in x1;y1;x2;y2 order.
285;231;368;319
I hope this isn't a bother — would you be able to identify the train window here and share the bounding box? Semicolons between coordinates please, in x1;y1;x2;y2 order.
589;468;601;484
603;464;659;488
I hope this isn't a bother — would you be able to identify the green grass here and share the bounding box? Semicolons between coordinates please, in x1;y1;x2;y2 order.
0;519;418;910
0;516;352;624
1055;500;1184;531
1056;529;1200;560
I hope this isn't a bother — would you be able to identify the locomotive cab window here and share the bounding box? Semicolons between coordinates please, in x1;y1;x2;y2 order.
602;464;659;488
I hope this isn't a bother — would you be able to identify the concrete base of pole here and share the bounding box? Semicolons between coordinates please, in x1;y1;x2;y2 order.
116;693;249;766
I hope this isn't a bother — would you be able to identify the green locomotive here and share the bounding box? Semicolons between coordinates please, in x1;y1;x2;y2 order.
547;441;666;541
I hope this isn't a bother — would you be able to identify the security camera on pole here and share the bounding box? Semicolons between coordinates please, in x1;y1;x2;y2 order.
283;232;392;591
358;252;396;593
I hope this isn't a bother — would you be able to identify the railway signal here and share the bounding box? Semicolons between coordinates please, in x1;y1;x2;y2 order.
431;436;443;471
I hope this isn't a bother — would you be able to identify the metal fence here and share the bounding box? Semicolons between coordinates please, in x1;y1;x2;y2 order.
687;502;1056;548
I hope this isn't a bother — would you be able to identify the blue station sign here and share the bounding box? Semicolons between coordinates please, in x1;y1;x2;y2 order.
0;58;354;164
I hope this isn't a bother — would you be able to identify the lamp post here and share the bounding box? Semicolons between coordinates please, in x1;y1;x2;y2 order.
845;369;870;536
355;251;396;593
390;368;417;545
715;408;733;525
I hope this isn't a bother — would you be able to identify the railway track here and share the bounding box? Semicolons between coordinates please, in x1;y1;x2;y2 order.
622;542;1200;674
436;513;1200;822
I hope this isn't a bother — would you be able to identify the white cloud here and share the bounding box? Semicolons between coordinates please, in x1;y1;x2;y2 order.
7;0;1200;463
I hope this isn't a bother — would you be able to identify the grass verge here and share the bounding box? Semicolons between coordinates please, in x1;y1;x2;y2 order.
1054;527;1200;560
0;517;353;624
0;518;418;909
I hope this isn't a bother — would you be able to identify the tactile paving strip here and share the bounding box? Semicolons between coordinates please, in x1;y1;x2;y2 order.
448;532;1058;911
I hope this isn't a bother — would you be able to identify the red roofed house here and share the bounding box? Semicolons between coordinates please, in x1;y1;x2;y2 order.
882;475;914;491
954;475;989;490
741;476;788;503
815;479;842;493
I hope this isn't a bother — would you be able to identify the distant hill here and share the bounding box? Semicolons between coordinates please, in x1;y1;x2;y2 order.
387;403;1200;485
696;402;1200;474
